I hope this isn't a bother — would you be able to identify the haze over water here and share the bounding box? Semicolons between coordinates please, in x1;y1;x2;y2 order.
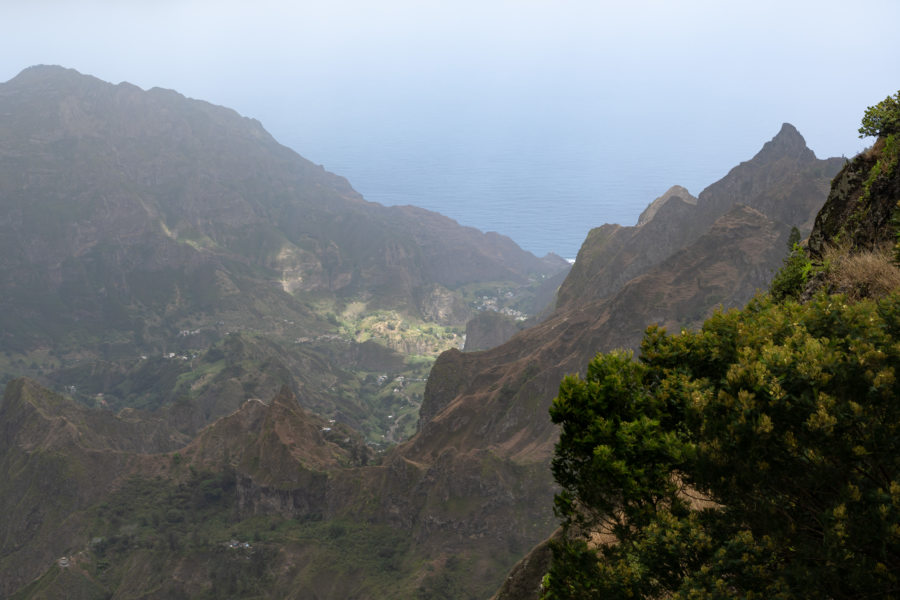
3;0;898;259
292;116;748;259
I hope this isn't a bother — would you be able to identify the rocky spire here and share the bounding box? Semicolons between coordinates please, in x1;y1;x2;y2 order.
751;122;817;163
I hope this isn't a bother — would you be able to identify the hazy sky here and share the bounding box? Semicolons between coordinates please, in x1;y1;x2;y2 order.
2;1;898;255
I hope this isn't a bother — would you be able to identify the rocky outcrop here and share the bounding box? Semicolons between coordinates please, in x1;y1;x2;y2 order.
637;185;698;226
235;471;328;519
491;532;560;600
808;136;900;257
417;349;471;431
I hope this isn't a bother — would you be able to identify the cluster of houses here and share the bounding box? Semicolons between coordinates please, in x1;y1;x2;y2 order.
473;292;527;321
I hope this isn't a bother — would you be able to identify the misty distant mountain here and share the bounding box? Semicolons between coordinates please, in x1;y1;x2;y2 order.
0;65;567;356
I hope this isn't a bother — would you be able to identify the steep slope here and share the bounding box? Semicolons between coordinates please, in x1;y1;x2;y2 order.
0;378;172;596
463;310;524;351
0;64;566;352
808;134;900;257
0;64;567;436
389;125;841;596
556;124;842;311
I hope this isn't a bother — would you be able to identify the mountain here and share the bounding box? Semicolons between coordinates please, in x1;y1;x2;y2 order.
400;124;843;597
556;124;841;312
0;66;846;599
0;65;568;440
0;65;567;346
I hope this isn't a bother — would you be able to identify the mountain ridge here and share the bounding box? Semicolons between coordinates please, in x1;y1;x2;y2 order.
0;67;848;599
0;64;568;440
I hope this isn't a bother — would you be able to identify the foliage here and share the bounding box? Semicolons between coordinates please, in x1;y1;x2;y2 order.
821;243;900;300
859;91;900;138
769;241;812;301
544;292;900;599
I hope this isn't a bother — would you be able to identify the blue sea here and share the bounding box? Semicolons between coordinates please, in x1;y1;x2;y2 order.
278;116;790;261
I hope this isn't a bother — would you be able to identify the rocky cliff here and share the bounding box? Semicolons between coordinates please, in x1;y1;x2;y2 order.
808;135;900;257
555;124;842;312
463;310;524;352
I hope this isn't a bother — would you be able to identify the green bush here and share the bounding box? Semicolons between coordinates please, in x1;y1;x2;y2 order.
859;90;900;138
544;292;900;599
769;242;812;301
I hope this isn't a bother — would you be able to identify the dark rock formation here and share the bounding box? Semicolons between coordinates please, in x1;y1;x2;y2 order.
808;136;900;257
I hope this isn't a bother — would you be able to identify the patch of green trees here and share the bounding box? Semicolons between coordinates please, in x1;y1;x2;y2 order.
859;90;900;138
542;292;900;599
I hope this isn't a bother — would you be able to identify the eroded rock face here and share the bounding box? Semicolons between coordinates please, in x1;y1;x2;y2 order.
808;137;900;257
491;532;559;600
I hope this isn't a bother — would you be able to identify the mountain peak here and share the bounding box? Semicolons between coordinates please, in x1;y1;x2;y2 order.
637;185;698;226
752;122;816;162
7;64;92;86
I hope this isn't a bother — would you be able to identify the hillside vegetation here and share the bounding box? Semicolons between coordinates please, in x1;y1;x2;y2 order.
541;92;900;599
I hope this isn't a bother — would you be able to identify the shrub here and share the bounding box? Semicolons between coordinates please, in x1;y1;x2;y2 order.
544;292;900;599
859;90;900;138
822;243;900;300
770;242;812;301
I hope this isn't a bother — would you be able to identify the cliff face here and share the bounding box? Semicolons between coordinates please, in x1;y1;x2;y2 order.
463;310;523;351
808;135;900;257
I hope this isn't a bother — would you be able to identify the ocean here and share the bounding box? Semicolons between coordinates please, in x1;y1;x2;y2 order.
279;116;789;261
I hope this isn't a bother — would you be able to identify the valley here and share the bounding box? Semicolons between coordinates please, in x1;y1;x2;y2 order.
4;64;895;600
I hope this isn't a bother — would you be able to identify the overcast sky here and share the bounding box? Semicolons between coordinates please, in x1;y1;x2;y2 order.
2;1;898;254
